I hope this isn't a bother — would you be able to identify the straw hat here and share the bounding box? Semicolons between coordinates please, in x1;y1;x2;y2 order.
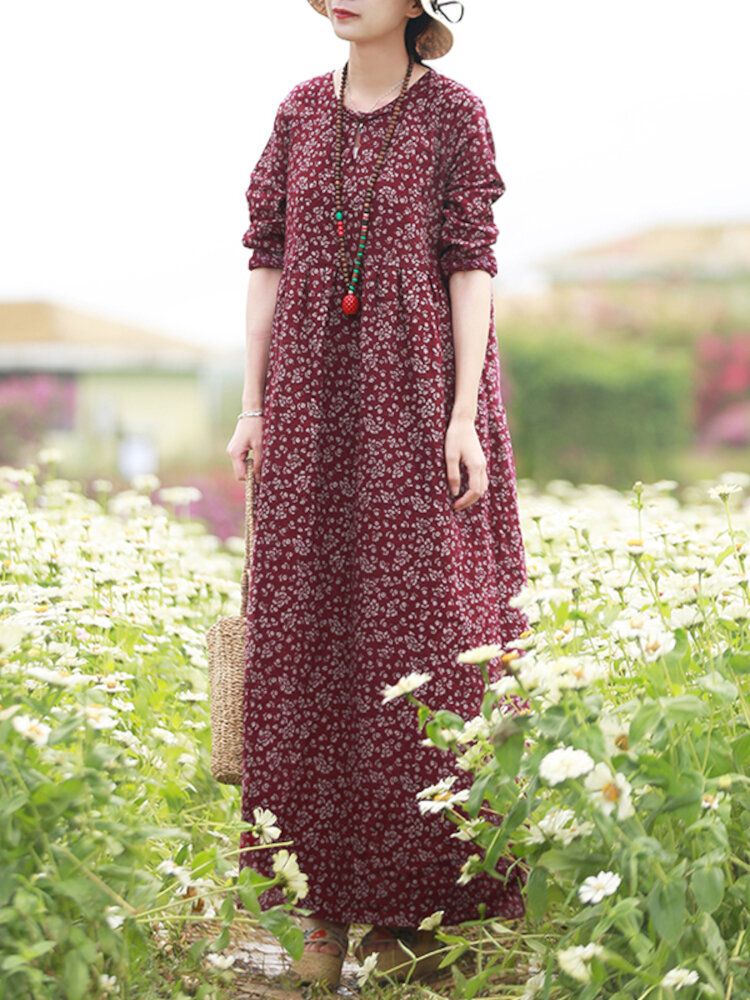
305;0;464;60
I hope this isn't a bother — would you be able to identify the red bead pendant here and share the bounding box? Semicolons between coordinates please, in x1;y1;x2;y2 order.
342;292;360;315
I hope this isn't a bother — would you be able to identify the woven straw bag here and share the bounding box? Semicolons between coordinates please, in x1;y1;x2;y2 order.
206;460;255;786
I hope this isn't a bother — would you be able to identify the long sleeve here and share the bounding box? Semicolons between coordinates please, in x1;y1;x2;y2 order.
242;99;291;271
438;98;506;281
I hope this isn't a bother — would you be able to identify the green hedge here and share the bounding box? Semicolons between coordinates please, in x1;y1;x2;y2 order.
498;330;693;488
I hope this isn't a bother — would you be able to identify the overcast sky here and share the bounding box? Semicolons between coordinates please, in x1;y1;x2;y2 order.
2;0;747;349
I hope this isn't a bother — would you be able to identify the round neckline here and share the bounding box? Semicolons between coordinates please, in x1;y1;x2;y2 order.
329;66;435;119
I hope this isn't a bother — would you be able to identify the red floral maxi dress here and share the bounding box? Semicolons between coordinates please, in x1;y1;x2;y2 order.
238;66;530;927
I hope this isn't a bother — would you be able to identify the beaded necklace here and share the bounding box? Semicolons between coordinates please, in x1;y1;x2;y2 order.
333;58;415;317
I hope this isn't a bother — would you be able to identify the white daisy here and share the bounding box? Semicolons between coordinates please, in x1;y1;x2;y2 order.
708;483;742;501
356;952;379;987
205;952;236;969
457;854;483;885
557;942;604;983
661;967;699;990
83;704;119;730
418;910;444;930
252;806;282;844
578;870;621;905
457;643;504;665
416;775;470;814
539;746;595;785
11;714;51;746
521;969;545;999
271;849;308;902
382;671;432;703
584;763;635;820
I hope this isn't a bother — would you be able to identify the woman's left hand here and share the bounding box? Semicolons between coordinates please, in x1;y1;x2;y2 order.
444;415;488;511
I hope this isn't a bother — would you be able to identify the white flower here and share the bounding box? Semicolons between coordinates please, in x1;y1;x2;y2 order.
152;726;180;745
252;807;281;844
37;447;64;464
382;671;432;703
521;970;546;999
418;910;444;931
639;629;676;662
457;643;504;665
356;952;379;987
489;675;520;697
701;792;724;810
93;676;130;695
177;690;208;702
0;617;32;654
12;714;52;746
526;808;594;846
104;906;126;929
671;604;702;629
584;762;635;820
271;849;308;902
457;854;483;885
98;973;118;993
661;967;700;990
456;715;491;744
131;473;161;494
551;655;609;690
451;817;486;842
578;870;621;904
539;746;595;785
83;704;119;730
708;483;742;501
416;776;470;814
205;952;236;969
26;666;88;688
599;711;632;757
557;943;604;983
158;486;202;506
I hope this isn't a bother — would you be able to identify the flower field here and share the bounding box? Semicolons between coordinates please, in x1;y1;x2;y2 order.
1;457;749;999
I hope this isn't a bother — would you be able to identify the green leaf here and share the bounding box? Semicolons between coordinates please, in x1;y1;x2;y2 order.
525;866;548;921
465;772;493;817
691;867;725;913
459;965;496;998
62;950;90;1000
536;705;569;741
629;699;661;745
660;694;708;724
646;877;686;945
697;912;728;974
0;791;28;818
731;731;750;767
442;941;470;967
491;725;525;778
258;908;305;960
695;672;738;702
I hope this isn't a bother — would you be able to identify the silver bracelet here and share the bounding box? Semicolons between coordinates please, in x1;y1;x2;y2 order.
237;408;263;420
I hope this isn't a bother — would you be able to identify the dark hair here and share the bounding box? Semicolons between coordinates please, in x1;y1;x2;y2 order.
404;12;431;65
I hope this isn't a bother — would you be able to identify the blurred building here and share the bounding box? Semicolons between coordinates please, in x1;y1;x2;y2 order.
496;220;750;339
0;300;218;475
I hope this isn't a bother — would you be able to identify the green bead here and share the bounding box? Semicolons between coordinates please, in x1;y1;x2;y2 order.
335;210;343;220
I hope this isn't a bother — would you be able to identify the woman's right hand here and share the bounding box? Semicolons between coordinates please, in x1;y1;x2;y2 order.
226;416;264;484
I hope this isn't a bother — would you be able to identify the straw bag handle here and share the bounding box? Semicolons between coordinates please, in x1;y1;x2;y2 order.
239;454;255;619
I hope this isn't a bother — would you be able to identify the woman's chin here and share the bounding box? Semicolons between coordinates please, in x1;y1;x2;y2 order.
331;23;364;40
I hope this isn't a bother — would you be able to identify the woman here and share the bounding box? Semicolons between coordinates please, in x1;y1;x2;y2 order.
225;0;530;988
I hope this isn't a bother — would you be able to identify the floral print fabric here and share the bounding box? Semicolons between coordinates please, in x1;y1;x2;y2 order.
238;66;530;926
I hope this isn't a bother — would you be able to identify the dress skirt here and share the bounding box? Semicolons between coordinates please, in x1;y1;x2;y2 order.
237;66;531;926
